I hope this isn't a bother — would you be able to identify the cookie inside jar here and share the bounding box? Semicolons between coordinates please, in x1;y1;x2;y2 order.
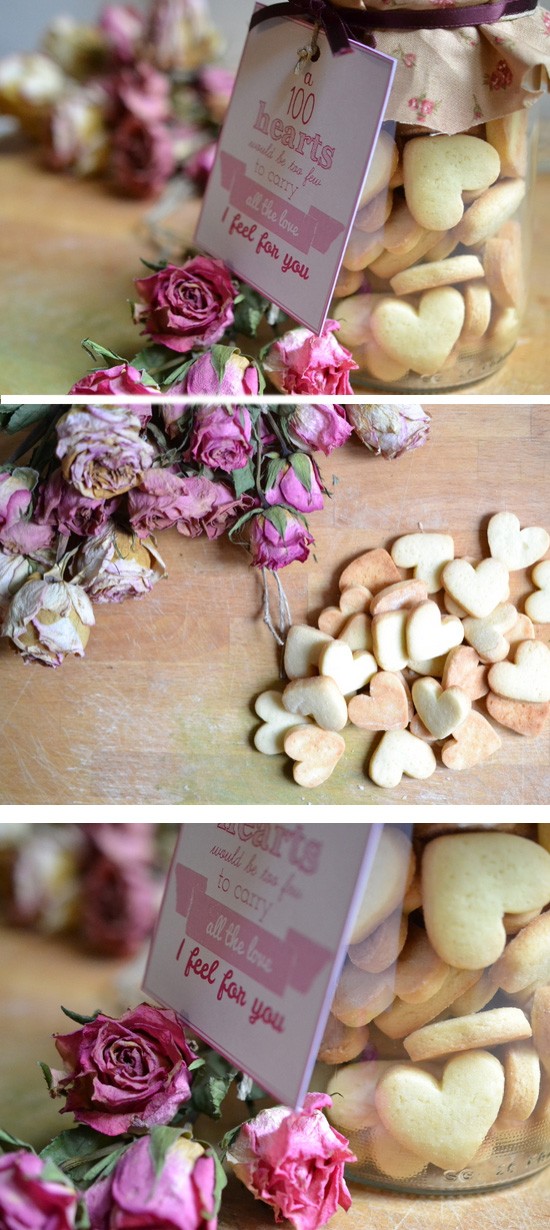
316;823;550;1193
332;111;536;392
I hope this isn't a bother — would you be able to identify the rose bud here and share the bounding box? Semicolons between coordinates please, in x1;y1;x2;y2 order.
0;1150;80;1230
76;522;166;602
170;349;259;397
263;319;358;396
85;1135;219;1230
132;256;238;353
0;467;37;535
2;576;94;667
248;510;314;571
286;403;353;456
265;455;324;514
347;402;431;459
227;1092;356;1230
52;1003;196;1134
69;363;159;401
56;405;155;499
188;405;253;473
0;53;66;138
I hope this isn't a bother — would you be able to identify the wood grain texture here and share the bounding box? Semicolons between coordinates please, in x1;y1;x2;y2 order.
0;405;549;805
0;136;549;394
1;927;549;1230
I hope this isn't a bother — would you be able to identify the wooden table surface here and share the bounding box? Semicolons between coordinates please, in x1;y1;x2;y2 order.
0;135;549;395
0;404;549;806
1;927;549;1230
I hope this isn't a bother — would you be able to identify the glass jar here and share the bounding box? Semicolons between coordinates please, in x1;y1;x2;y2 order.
331;109;539;390
317;822;550;1193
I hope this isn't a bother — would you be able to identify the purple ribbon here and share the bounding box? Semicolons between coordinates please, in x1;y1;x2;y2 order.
249;0;538;54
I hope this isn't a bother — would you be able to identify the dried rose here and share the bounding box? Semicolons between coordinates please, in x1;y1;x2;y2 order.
248;510;314;571
197;66;235;123
263;320;358;396
80;856;158;957
0;1150;80;1230
127;467;204;536
265;456;324;514
69;364;158;401
99;5;145;64
185;140;216;190
347;402;431;459
188;405;253;473
41;16;107;80
0;468;36;535
227;1092;355;1230
110;114;175;198
81;821;156;863
56;405;155;499
286;404;352;456
132;256;238;353
9;824;84;932
86;1135;218;1230
35;469;119;537
170;350;259;397
49;86;109;176
108;62;171;124
0;53;66;138
52;1003;195;1134
144;0;222;73
2;576;94;667
75;523;166;602
0;548;32;611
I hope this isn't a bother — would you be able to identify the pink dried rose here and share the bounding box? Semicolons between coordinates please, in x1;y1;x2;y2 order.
286;404;353;456
2;577;94;667
48;85;110;176
264;320;358;396
171;349;259;396
248;510;314;571
81;856;158;957
132;256;238;353
0;1150;80;1230
347;402;431;459
131;472;257;540
81;821;156;864
108;62;171;124
99;5;145;63
110;115;175;198
265;456;324;514
85;1135;217;1230
56;406;155;499
35;469;119;538
188;405;253;473
197;65;235;123
52;1003;196;1135
0;467;36;535
185;140;216;190
75;523;166;602
227;1092;355;1230
127;467;206;536
69;364;159;403
0;519;55;556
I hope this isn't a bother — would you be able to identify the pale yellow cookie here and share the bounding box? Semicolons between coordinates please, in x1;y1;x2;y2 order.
391;532;454;593
369;1124;426;1179
394;923;449;1005
368;729;437;789
403;1006;532;1062
355;335;410;382
448;968;499;1017
326;1060;393;1130
348;908;408;973
332;265;363;298
406;600;464;661
531;987;550;1076
442;557;510;618
342;227;385;273
319;640;378;697
488;640;550;703
254;689;310;754
359;130;399;208
337;612;373;652
375;1050;505;1171
368;229;442;279
372;609;409;672
382;197;425;255
355;188;393;233
403;134;500;230
411;676;471;739
462;280;492;339
455;178;525;247
284;726;346;788
374;966;482;1039
499;1041;541;1123
526;560;550;624
484;220;524;310
390;254;484;297
283;624;333;679
370;578;429;616
421;831;550;969
462;603;518;663
486;111;528;178
370;287;466;377
332;294;385;347
349;825;415;944
317;1013;370;1065
490;911;550;992
283;676;348;731
331;961;396;1027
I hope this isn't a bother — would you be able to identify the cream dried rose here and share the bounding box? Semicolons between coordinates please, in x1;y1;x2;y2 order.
2;576;94;667
56;405;155;499
76;523;166;602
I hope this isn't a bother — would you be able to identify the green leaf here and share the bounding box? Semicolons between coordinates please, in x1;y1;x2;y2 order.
232;284;271;338
60;1005;101;1026
263;505;289;539
81;339;125;367
40;1126;108;1173
264;456;286;493
0;1128;35;1154
209;344;238;384
83;1144;127;1186
227;508;261;542
232;460;255;498
162;357;196;388
219;1123;243;1157
289;451;312;493
139;257;169;272
129;345;182;376
76;1199;91;1230
38;1061;54;1091
207;1148;227;1219
149;1126;185;1178
188;1057;205;1072
2;406;59;434
190;1051;238;1120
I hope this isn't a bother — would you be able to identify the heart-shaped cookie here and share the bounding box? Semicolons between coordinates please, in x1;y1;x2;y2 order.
348;671;409;731
462;603;518;663
441;710;501;769
488;639;550;703
337;612;373;653
403;134;501;230
254;689;310;754
318;585;372;636
283;624;333;679
442;646;488;701
442;558;510;618
486;693;550;737
422;831;550;968
339;548;401;594
284;726;345;788
406;600;464;661
371;288;466;377
283;676;348;731
525;560;550;624
391;533;455;594
411;676;471;739
372;609;409;672
488;512;549;571
370;578;429;616
319;640;378;697
369;728;436;789
375;1050;505;1170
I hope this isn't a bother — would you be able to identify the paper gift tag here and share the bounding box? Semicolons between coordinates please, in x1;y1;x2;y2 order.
194;7;396;334
144;821;381;1107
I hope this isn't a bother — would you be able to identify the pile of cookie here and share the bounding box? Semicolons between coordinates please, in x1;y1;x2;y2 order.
332;115;528;384
253;511;550;789
319;825;550;1185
